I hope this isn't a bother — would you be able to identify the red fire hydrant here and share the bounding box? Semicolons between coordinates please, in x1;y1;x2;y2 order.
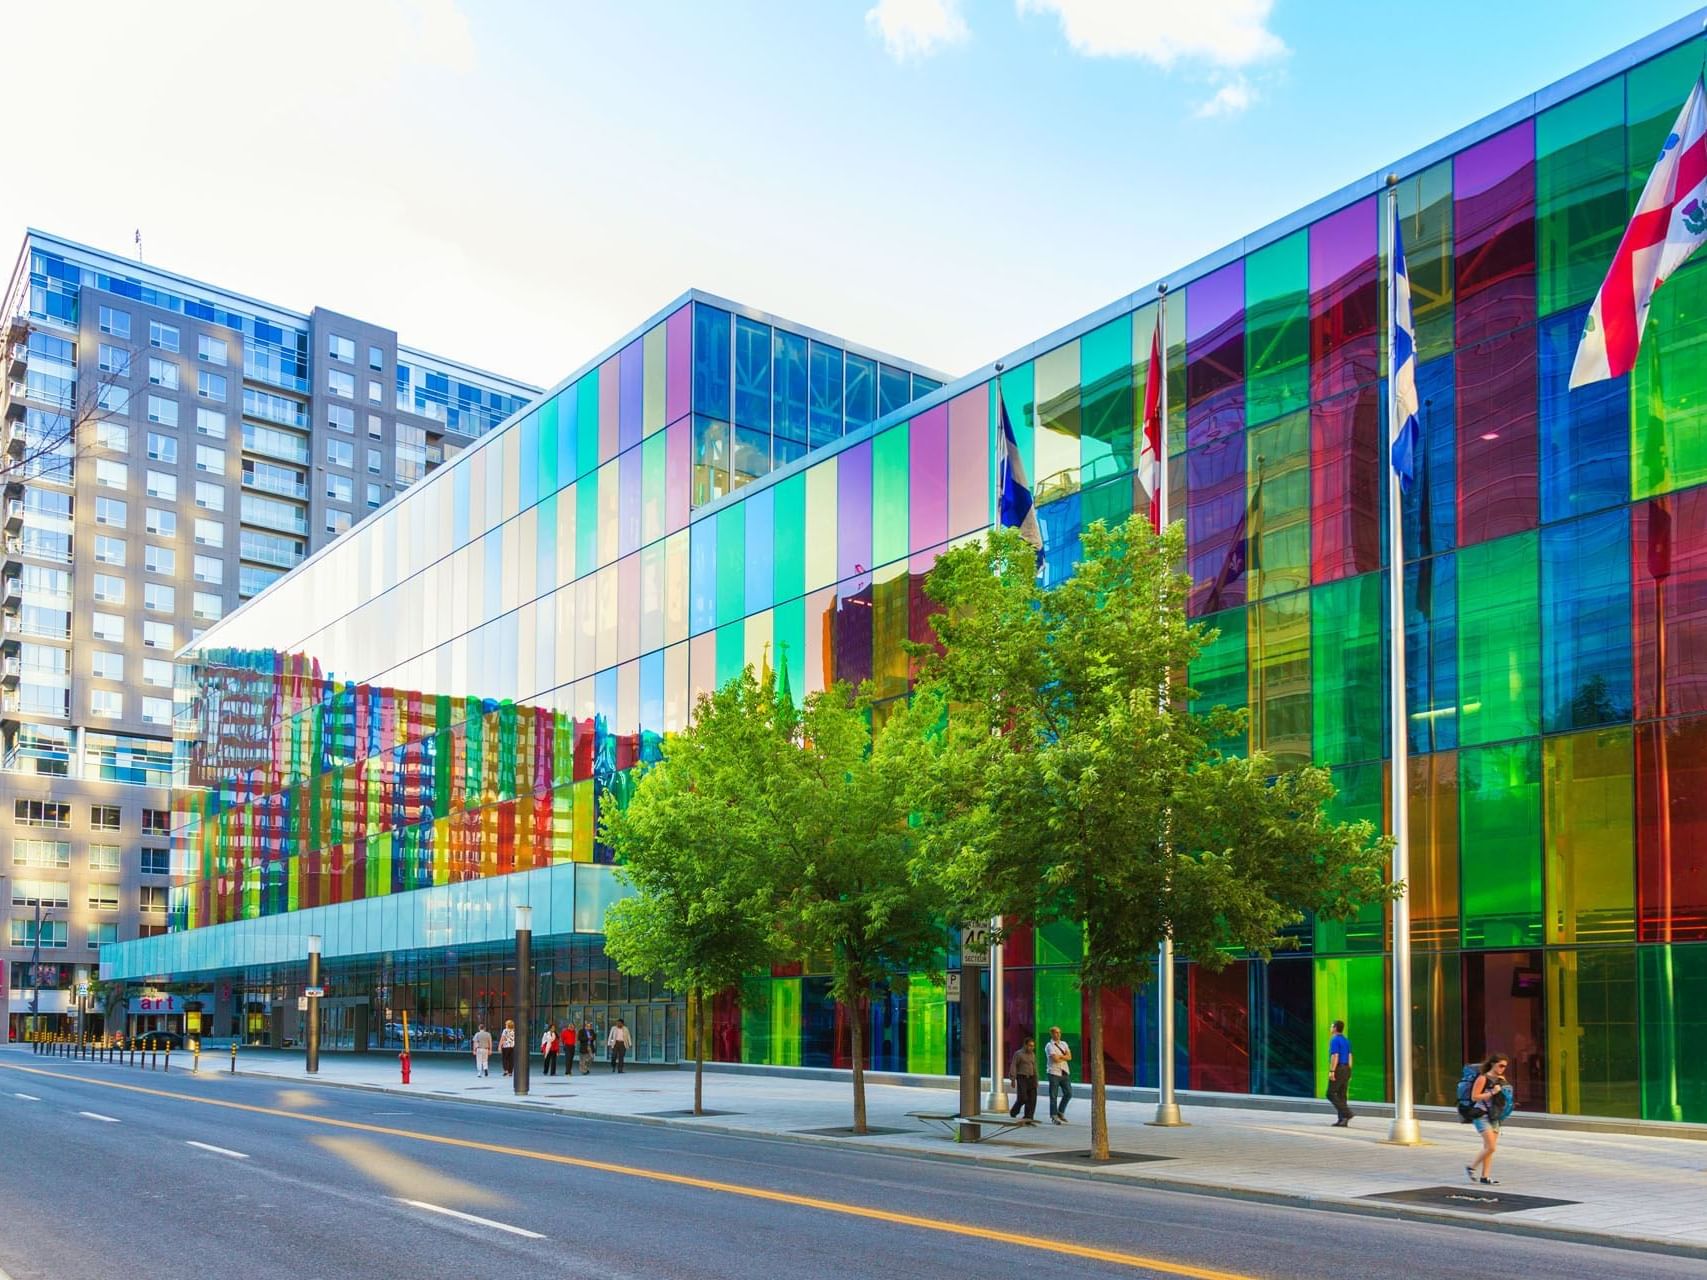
399;1051;411;1084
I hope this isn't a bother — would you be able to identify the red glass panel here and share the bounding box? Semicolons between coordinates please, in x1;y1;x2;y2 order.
1461;949;1547;1112
1456;324;1538;545
1455;121;1537;348
1310;383;1382;583
1632;490;1707;720
1309;197;1380;401
1080;985;1136;1086
711;986;742;1063
1635;714;1707;943
1187;961;1251;1093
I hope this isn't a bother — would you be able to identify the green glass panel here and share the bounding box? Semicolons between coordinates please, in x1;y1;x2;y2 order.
1628;42;1704;199
906;973;947;1074
1457;531;1540;745
536;396;559;498
1311;571;1386;766
772;472;806;604
1315;761;1386;954
575;477;597;578
770;977;801;1067
771;596;806;709
1035;968;1082;1058
715;504;745;626
1248;412;1309;598
1244;230;1310;426
1189;605;1248;759
1035;919;1083;966
1248;589;1310;769
1536;78;1627;317
1543;728;1635;945
740;974;771;1064
1459;740;1543;948
1412;950;1463;1105
1081;473;1133;529
1314;955;1387;1102
1396;160;1455;363
575;374;599;480
1081;312;1134;487
1638;942;1707;1123
1547;947;1640;1119
871;420;909;569
1631;261;1707;498
715;620;745;688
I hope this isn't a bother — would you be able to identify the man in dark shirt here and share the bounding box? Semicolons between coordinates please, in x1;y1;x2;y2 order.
1326;1019;1354;1126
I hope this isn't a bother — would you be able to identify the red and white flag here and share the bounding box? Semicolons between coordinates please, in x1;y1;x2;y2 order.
1139;320;1164;529
1572;76;1707;388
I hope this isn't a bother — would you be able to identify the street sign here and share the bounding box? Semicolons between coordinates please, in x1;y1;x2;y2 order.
296;996;308;1011
960;921;992;968
304;986;325;998
75;983;87;998
945;971;962;1001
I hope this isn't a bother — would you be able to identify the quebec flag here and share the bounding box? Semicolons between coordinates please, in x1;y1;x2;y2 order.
996;397;1042;551
1390;206;1421;492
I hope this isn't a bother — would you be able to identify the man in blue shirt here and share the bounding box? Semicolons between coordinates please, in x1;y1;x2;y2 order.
1326;1020;1353;1126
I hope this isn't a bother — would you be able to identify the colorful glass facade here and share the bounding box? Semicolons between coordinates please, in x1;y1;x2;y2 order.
107;23;1707;1123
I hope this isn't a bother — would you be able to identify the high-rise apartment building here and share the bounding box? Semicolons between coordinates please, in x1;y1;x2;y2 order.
1;230;537;1037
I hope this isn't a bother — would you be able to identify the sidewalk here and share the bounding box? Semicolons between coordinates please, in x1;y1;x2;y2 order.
49;1044;1707;1256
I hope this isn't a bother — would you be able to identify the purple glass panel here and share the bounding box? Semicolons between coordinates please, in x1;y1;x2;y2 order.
666;306;692;426
599;354;621;464
619;338;643;453
1187;261;1245;449
1309;196;1379;401
618;443;643;558
837;438;873;581
831;573;875;687
1187;437;1247;615
1455;121;1537;348
665;418;690;533
908;404;949;554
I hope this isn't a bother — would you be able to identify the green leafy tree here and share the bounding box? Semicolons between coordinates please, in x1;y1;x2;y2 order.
601;667;791;1115
908;517;1394;1159
763;684;950;1135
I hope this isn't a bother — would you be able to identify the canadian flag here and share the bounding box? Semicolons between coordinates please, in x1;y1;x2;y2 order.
1572;76;1707;388
1139;321;1163;529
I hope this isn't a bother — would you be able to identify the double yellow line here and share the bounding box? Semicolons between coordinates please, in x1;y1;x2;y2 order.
3;1061;1255;1278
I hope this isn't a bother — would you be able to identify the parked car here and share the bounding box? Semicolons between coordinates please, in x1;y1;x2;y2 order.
132;1030;185;1050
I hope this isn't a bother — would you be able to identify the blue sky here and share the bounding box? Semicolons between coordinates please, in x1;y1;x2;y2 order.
4;1;1701;386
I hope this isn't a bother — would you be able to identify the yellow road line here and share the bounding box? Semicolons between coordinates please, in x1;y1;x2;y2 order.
2;1061;1253;1279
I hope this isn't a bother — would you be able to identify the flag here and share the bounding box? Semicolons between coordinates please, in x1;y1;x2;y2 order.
1390;208;1421;492
1140;320;1164;530
1571;76;1707;388
1204;472;1260;614
996;396;1042;551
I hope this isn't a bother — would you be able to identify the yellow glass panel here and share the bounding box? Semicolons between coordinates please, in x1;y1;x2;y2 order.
643;322;666;436
1034;338;1081;503
805;457;838;592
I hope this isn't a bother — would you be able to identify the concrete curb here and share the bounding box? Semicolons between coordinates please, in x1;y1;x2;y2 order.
221;1064;1707;1263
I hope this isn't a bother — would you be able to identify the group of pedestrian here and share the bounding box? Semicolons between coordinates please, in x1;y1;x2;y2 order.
470;1016;633;1078
1323;1018;1516;1185
1004;1025;1074;1125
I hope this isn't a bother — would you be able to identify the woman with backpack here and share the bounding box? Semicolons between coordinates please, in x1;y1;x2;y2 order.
1464;1053;1512;1185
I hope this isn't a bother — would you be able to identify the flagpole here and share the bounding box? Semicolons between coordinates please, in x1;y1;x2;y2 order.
1152;281;1184;1128
1385;174;1421;1147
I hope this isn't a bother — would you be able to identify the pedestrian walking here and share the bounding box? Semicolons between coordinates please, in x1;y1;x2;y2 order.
1326;1019;1354;1126
607;1017;630;1073
1045;1025;1073;1124
1464;1053;1513;1185
578;1018;595;1074
1008;1033;1039;1122
472;1024;492;1078
499;1018;516;1077
541;1023;559;1077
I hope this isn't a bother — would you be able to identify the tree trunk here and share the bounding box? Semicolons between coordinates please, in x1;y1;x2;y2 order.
692;986;705;1116
850;993;867;1135
1089;981;1110;1160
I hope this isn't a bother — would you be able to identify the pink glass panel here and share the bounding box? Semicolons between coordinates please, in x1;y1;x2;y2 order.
599;353;621;464
908;403;949;554
1632;489;1707;720
665;305;692;426
664;418;691;533
947;385;990;537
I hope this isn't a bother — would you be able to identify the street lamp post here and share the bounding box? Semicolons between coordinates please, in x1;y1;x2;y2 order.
305;934;321;1075
985;918;1008;1112
514;905;532;1097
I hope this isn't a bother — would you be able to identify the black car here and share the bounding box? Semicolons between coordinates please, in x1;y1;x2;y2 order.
131;1030;185;1050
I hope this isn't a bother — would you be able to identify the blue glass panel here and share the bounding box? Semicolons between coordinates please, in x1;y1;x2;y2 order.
518;413;538;510
744;486;775;616
452;459;470;548
734;316;771;432
1249;957;1314;1097
689;517;717;636
1539;305;1629;523
879;364;912;417
1401;355;1456;562
773;330;808;445
808;342;844;449
639;650;664;762
1037;492;1082;588
844;353;877;429
913;375;942;397
693;304;731;420
1541;509;1632;732
1405;553;1458;754
557;388;579;485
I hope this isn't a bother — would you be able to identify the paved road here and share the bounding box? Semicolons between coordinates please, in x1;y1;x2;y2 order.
0;1054;1696;1280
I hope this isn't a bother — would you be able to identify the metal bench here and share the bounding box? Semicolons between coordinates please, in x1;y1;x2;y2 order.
907;1111;1039;1143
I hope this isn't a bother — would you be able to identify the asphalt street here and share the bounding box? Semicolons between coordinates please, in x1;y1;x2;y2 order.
0;1055;1696;1280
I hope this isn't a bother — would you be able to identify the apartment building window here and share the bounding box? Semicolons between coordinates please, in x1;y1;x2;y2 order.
92;612;124;643
140;885;168;912
88;922;118;948
84;732;171;787
147;357;179;390
141;695;172;725
195;445;226;475
95;459;127;489
191;592;222;622
366;482;382;508
142;809;170;837
92;421;128;454
95;497;127;528
326;439;353;468
145;470;177;501
97;343;130;374
193;554;223;585
10;919;68;949
367;345;382;370
195;481;225;511
327;404;354;433
11;726;70;778
146;432;178;463
367;448;382;474
96;383;130;415
91;573;125;605
196;408;226;438
327;369;355;398
10;879;68;908
368;379;383;403
20;644;67;676
145;508;177;538
198;370;227;401
326;474;353;503
90;844;121;872
98;306;130;338
146;395;178;427
142;658;171;687
145;545;175;576
197;335;228;366
91;650;124;681
144;583;175;613
149;321;179;352
18;682;70;718
90;805;121;831
93;535;126;566
194;518;224;547
143;621;173;649
326;509;352;535
14;800;69;828
89;688;122;718
328;333;355;362
12;838;70;867
88;885;118;911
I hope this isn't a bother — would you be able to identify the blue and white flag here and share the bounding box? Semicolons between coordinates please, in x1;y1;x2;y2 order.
1390;207;1421;492
996;397;1042;551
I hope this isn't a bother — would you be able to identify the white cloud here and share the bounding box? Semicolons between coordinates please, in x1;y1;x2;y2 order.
1016;0;1285;70
1195;78;1256;118
866;0;970;61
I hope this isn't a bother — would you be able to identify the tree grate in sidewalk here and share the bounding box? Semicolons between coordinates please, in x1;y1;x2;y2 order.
793;1125;912;1137
1015;1149;1174;1167
1359;1186;1579;1214
644;1109;742;1118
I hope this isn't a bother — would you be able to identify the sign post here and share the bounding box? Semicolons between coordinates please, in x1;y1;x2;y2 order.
305;934;321;1075
957;922;989;1141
